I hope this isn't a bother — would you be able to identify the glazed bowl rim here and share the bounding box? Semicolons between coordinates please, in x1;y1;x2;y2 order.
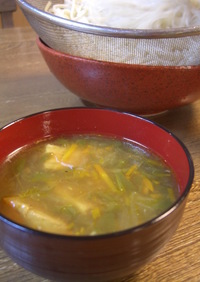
0;107;194;240
16;0;200;39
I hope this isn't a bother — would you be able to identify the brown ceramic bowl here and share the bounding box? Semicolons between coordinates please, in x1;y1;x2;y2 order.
0;108;194;282
37;38;200;115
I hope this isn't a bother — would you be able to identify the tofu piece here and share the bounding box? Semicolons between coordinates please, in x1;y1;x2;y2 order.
3;197;70;235
53;186;92;213
44;144;67;170
44;143;89;170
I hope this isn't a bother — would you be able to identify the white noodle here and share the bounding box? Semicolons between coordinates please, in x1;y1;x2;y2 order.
45;1;200;65
47;0;200;29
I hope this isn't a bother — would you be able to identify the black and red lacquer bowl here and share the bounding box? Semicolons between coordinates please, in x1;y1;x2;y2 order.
0;108;194;282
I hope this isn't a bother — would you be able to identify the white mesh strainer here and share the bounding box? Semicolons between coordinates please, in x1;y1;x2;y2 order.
17;0;200;66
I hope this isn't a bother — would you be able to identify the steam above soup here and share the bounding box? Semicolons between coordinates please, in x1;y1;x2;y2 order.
0;135;179;236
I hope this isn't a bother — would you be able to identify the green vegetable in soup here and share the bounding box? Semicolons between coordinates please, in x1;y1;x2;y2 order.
0;135;179;236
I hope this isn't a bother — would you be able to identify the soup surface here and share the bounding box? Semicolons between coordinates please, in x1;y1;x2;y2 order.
0;135;179;235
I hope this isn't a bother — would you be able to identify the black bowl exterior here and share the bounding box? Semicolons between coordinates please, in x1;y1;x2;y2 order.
0;197;187;282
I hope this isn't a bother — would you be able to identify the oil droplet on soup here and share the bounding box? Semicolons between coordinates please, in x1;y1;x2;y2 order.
0;135;179;235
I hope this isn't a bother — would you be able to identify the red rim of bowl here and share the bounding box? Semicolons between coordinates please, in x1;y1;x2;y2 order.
0;107;194;240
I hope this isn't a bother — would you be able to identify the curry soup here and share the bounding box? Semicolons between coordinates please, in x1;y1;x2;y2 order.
0;135;179;235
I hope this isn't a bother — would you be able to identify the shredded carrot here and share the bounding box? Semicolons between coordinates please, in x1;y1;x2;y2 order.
94;164;117;191
168;188;175;202
92;207;101;219
125;164;137;178
142;177;154;194
61;143;78;162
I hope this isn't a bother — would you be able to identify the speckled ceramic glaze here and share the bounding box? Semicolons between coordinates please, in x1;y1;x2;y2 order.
37;38;200;115
0;108;194;282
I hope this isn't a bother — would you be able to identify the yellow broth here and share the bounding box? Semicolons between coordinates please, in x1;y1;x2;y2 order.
0;135;179;235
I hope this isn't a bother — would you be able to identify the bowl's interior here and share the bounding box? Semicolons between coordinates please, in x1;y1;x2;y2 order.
0;108;193;198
